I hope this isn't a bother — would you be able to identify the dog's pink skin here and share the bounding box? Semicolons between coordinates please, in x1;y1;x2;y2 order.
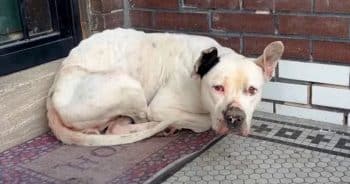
240;128;250;136
216;123;229;135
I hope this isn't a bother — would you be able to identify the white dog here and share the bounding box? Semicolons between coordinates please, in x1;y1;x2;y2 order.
47;28;284;146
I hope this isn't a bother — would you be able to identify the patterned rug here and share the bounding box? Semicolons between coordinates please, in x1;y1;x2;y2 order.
0;130;222;184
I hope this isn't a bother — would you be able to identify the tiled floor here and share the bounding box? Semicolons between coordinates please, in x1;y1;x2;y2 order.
163;112;350;184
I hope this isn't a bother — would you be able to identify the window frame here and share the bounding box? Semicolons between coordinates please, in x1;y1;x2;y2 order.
0;0;82;76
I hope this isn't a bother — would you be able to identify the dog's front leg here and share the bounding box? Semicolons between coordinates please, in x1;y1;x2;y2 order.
148;107;212;133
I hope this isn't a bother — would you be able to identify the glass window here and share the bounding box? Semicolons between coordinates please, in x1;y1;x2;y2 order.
25;0;53;37
0;0;23;44
0;0;81;76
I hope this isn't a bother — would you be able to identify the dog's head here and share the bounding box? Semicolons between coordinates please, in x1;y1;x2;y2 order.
192;41;284;136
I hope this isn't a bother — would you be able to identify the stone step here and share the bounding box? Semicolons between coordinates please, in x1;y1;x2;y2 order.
0;59;62;152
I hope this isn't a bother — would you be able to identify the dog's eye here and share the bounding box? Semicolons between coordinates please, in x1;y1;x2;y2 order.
247;86;257;96
213;85;225;93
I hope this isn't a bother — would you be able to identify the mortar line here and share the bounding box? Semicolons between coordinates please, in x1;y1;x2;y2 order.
123;0;130;27
128;7;350;17
309;39;313;61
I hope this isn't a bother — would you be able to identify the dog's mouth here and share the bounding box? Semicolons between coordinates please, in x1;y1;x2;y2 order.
217;116;243;134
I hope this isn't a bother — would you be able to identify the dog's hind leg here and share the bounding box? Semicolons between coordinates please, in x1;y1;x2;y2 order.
105;116;133;134
51;66;148;133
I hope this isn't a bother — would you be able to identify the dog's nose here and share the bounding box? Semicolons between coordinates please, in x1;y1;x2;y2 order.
223;106;246;128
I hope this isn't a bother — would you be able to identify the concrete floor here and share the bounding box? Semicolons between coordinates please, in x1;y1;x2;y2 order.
163;112;350;184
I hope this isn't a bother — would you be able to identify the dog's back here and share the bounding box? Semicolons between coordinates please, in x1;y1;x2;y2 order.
60;28;222;101
63;28;220;71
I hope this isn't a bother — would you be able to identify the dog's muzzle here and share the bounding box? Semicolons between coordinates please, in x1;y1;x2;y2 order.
223;106;246;129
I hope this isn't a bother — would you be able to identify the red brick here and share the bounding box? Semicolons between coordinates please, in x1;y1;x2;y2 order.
243;36;310;60
184;0;239;9
129;0;178;9
130;10;153;28
279;15;349;38
104;11;124;29
91;0;123;13
315;0;350;13
211;35;240;53
154;12;208;31
275;0;312;12
243;0;272;10
91;14;105;31
212;13;274;33
313;41;350;64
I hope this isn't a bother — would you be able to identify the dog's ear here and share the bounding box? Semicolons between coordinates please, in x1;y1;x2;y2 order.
191;47;219;79
256;41;284;81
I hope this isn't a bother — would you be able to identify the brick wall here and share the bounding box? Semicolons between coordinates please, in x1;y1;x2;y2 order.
83;0;350;126
79;0;124;36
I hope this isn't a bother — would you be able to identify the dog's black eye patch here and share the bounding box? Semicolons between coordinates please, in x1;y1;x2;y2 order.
197;48;220;78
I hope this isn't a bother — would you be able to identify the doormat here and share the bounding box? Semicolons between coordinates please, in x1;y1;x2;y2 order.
0;130;221;184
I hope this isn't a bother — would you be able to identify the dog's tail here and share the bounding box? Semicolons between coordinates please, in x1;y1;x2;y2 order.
46;98;173;146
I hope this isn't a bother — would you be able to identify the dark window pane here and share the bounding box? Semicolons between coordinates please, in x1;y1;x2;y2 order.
0;0;23;43
25;0;53;37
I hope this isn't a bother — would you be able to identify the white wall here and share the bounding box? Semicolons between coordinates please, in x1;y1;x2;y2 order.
256;60;350;125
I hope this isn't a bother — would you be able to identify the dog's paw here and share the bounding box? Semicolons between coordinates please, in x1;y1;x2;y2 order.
156;127;179;137
216;125;229;135
240;128;250;136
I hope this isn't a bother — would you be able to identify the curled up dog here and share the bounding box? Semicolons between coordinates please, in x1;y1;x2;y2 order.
47;28;284;146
